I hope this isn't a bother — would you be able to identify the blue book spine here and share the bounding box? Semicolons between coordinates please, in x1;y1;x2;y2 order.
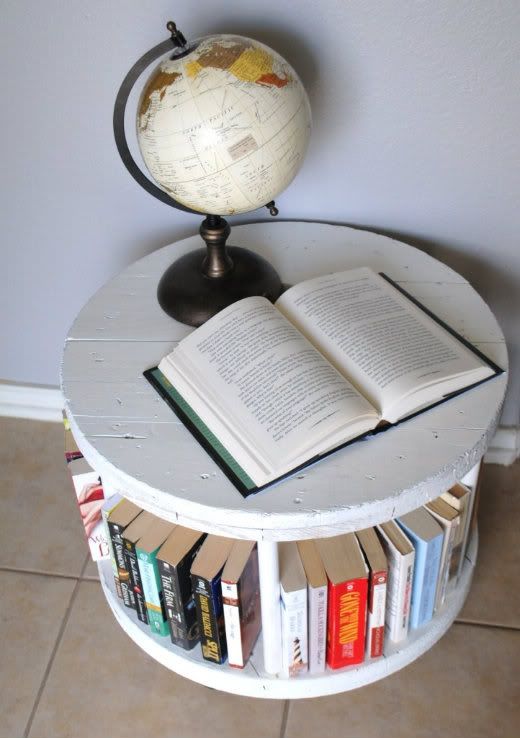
396;521;443;629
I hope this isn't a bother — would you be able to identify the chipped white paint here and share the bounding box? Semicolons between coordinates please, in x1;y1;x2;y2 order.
98;532;477;698
62;222;507;541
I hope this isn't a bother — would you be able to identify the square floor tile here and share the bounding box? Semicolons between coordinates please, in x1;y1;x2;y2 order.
0;570;76;737
285;623;520;738
29;581;285;738
0;418;88;576
459;461;520;627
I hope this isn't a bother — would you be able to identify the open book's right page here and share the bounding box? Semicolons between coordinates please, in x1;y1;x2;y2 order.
276;268;497;423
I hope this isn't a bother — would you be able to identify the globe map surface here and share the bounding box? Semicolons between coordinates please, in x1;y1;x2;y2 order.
137;34;311;215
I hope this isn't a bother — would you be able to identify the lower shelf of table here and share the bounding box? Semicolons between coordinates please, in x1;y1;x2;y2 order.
98;532;477;700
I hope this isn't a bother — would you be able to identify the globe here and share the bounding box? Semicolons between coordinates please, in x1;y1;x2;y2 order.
136;33;312;216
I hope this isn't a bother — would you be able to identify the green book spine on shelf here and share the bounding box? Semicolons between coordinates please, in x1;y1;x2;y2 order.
136;546;169;637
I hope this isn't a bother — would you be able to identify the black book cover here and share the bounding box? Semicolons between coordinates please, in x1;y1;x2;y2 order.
159;558;199;651
107;520;136;610
191;572;227;664
123;538;148;624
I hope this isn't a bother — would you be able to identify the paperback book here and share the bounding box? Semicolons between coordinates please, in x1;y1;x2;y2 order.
191;535;235;664
122;511;159;624
107;499;143;609
145;267;501;497
221;540;262;669
317;533;368;669
68;457;109;561
376;520;415;644
356;527;388;659
136;517;177;636
279;542;308;677
397;509;444;629
157;526;207;650
296;539;328;673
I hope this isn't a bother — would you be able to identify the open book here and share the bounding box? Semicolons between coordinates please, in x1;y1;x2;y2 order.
145;267;502;496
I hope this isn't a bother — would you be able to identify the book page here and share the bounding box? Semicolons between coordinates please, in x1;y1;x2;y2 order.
161;297;377;482
276;268;494;422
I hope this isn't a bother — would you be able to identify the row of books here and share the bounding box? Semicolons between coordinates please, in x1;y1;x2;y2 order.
65;416;479;674
103;496;261;667
279;479;478;676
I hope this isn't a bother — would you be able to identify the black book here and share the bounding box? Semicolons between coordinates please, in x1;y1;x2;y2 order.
106;499;143;609
190;535;235;664
122;511;159;624
144;267;502;498
157;526;207;650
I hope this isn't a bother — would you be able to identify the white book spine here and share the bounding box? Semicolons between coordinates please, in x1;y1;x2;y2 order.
280;587;308;678
308;583;327;674
377;526;414;644
222;581;243;668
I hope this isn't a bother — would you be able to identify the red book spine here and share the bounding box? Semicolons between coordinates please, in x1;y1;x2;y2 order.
326;576;368;669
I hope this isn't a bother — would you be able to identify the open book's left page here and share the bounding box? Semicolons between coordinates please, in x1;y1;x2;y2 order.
158;296;378;486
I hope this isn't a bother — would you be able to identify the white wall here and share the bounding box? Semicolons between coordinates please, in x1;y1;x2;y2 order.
1;1;519;425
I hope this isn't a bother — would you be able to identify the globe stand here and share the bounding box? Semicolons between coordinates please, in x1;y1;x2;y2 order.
157;213;283;326
113;21;301;326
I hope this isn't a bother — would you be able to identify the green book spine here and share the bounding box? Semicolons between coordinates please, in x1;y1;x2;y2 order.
136;547;169;636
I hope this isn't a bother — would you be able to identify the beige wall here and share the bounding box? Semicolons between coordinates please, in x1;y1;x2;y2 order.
1;1;519;424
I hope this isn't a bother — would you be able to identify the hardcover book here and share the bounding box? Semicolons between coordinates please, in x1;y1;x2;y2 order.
144;267;501;497
316;533;368;669
296;539;328;674
397;508;444;629
136;517;177;636
221;540;262;669
425;497;461;607
157;526;207;650
122;511;160;624
107;499;143;609
279;542;308;678
68;457;109;561
356;527;388;659
376;520;415;644
191;535;235;664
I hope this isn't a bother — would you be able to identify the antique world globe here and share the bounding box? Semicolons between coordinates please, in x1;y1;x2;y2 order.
114;23;312;325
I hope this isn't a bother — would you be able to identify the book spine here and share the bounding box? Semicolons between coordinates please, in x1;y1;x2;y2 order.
192;573;227;664
107;520;135;609
366;569;387;658
326;576;368;669
158;560;199;650
308;583;327;674
102;497;123;599
410;536;443;629
436;519;458;610
222;581;244;668
280;587;308;678
137;549;169;636
123;539;148;624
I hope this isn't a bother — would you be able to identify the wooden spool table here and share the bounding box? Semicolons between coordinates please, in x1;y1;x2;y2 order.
61;221;507;698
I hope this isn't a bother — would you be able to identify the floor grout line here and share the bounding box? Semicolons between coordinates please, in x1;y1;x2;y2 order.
22;556;90;738
0;565;81;581
279;700;291;738
454;618;520;632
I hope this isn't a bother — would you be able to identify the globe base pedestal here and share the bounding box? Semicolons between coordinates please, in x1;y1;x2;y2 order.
157;245;283;327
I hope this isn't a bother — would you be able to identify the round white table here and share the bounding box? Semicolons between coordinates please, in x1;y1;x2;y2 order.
61;221;507;698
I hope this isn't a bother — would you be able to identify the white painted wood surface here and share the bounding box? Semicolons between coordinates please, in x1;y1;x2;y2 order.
62;222;507;541
97;532;477;699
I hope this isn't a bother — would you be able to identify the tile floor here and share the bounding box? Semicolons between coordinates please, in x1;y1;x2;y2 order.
1;416;519;738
